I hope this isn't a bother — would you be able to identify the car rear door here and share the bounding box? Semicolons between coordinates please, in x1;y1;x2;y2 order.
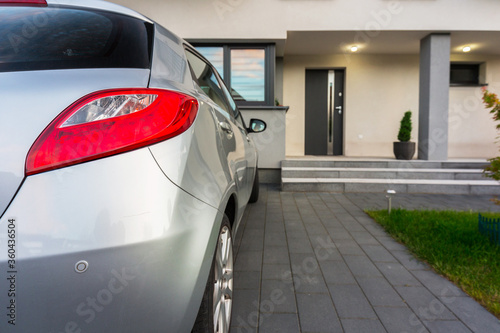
184;49;255;210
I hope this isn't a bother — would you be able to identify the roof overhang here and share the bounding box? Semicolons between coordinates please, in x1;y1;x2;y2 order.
284;31;500;56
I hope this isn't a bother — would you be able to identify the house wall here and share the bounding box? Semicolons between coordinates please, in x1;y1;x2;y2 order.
448;54;500;159
284;54;498;158
111;0;500;39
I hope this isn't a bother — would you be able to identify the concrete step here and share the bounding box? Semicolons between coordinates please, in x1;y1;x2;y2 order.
282;159;490;170
282;167;487;181
281;177;500;194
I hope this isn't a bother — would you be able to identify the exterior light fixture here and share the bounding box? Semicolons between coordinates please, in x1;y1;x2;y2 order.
462;46;471;53
350;46;358;52
386;190;396;214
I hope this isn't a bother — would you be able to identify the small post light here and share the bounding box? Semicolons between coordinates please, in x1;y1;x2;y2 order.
386;190;396;214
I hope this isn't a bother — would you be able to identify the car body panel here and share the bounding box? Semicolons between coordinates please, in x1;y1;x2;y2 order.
149;34;257;229
0;68;150;217
0;148;222;332
149;24;195;92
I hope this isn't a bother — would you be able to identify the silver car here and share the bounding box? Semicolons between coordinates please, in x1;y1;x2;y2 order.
0;1;265;332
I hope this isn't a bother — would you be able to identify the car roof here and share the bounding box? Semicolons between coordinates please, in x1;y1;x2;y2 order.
46;0;152;23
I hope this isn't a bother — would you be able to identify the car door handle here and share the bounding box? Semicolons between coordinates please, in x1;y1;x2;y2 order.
219;121;233;134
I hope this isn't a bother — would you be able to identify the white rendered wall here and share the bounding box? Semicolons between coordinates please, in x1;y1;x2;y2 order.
110;0;500;39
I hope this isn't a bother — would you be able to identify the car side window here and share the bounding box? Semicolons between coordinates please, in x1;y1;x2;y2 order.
217;73;242;122
185;49;232;116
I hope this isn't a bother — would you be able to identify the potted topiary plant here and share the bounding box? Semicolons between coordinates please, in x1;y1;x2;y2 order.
393;111;416;160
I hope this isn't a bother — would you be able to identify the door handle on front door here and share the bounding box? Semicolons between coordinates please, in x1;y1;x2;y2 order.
335;106;342;114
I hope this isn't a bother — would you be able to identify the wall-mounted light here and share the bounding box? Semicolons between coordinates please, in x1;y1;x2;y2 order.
462;46;471;53
350;46;358;52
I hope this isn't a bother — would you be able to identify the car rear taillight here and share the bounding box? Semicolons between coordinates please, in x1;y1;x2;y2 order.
26;89;199;176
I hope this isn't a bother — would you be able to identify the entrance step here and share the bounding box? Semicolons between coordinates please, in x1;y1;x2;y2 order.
282;167;487;181
282;159;488;169
281;159;499;194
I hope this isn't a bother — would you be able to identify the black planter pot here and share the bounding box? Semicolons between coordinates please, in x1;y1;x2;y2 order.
393;141;416;160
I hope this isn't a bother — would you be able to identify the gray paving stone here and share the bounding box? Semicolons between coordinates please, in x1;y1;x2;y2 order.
392;250;430;270
440;295;500;333
343;255;383;278
327;229;353;240
234;271;261;290
257;313;300;333
262;263;290;281
238;230;264;251
349;231;380;245
395;286;457;321
232;289;260;330
423;320;472;333
376;262;421;286
296;293;342;332
357;276;405;307
263;246;290;264
284;219;306;231
374;306;430;333
339;221;367;233
235;251;263;272
334;239;365;256
341;318;386;333
321;218;345;229
328;284;377;319
287;238;315;254
320;260;357;285
265;222;286;234
363;223;388;237
294;273;329;293
376;236;409;251
360;244;398;263
412;269;466;298
260;279;297;313
313;242;342;262
264;232;287;247
290;253;322;276
305;223;329;235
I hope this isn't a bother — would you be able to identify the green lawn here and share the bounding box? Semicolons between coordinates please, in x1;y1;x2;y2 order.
366;209;500;318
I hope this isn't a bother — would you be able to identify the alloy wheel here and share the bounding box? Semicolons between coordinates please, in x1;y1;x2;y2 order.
212;225;233;333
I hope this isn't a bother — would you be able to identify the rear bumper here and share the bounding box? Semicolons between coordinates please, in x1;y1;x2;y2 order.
0;148;221;332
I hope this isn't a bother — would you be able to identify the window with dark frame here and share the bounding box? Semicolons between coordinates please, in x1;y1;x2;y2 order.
450;63;481;86
195;44;275;106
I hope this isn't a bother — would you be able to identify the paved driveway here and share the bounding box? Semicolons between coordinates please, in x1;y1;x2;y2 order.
231;185;500;333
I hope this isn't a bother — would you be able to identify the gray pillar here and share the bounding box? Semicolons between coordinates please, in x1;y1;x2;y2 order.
418;33;450;160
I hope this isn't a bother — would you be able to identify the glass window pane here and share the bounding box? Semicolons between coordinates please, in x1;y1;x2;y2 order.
0;7;152;73
196;46;224;76
230;49;265;102
185;50;231;114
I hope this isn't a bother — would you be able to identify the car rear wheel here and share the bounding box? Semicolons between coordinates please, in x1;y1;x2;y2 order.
192;215;233;333
248;170;259;203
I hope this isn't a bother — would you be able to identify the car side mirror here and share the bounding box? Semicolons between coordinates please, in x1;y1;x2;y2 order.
248;119;266;133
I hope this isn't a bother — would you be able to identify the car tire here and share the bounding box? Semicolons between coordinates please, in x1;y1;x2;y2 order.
248;170;259;203
192;215;233;333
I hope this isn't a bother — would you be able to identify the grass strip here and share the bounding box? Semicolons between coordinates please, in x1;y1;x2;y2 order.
366;209;500;318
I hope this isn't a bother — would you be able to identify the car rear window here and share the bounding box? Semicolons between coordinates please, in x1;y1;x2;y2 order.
0;6;153;73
